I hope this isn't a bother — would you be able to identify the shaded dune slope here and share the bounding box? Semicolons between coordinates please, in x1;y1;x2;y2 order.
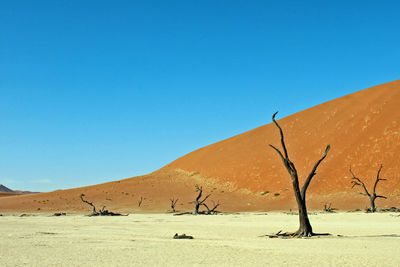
1;80;399;213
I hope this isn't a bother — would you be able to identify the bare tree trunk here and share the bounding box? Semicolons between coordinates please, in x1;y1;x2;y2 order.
297;199;312;236
370;196;376;212
292;179;312;236
195;198;200;214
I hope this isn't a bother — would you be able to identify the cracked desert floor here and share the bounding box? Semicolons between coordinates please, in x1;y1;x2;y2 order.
1;212;400;266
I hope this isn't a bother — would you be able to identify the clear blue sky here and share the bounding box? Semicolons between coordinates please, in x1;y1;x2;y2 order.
1;0;399;192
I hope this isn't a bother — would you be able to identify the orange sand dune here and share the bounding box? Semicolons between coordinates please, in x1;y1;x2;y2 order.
1;80;399;214
163;79;400;202
0;192;22;198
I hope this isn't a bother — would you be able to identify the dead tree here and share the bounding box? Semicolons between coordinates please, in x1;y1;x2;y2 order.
80;194;122;216
80;194;98;216
170;198;179;213
349;165;387;212
323;203;336;213
98;206;122;216
270;112;330;237
194;185;211;214
138;196;143;207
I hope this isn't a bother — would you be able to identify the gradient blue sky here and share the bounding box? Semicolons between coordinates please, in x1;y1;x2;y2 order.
1;0;399;191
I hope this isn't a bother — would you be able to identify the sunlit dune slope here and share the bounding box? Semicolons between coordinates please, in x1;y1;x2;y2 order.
1;80;399;213
163;80;400;195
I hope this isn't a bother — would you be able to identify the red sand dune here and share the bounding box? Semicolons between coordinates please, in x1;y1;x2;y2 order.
1;80;399;214
0;192;22;198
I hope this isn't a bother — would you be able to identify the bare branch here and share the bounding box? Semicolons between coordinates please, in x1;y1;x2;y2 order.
209;200;221;214
269;113;299;179
170;198;179;212
202;203;210;213
201;200;221;215
195;185;203;201
301;144;330;198
354;191;368;196
201;194;211;204
269;144;297;177
138;196;143;207
272;112;289;159
269;144;286;163
170;198;179;205
349;167;371;197
373;164;384;195
195;185;210;204
80;194;97;214
351;180;362;188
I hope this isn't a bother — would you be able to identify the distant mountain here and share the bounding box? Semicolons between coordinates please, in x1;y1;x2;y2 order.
0;184;15;193
14;190;40;194
0;184;39;195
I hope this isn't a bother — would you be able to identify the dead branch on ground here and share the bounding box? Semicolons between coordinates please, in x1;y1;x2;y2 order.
79;194;123;216
173;233;194;239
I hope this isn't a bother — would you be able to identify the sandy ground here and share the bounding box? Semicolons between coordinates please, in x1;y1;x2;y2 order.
1;212;399;266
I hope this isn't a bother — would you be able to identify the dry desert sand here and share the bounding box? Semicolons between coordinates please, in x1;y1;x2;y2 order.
1;212;400;266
